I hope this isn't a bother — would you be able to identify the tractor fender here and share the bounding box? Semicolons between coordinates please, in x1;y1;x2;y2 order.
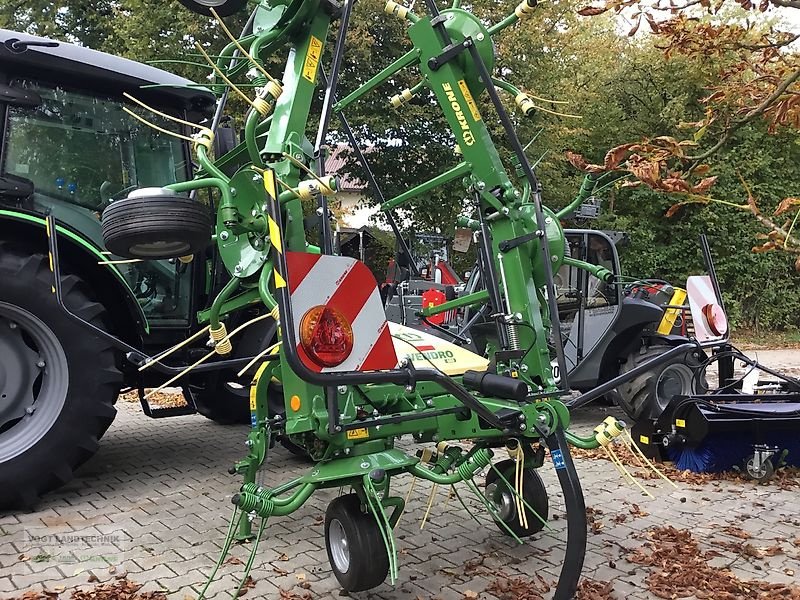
0;208;148;345
569;297;664;391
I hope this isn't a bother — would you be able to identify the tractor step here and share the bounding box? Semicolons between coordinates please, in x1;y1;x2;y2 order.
137;388;197;418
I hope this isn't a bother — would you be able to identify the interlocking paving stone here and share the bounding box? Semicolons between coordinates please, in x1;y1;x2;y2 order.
1;401;798;599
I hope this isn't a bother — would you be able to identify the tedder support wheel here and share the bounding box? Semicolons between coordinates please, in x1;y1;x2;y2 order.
0;243;120;508
325;493;390;593
613;343;707;422
485;458;548;537
101;189;213;260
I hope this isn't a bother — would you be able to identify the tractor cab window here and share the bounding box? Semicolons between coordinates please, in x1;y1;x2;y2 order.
1;81;195;325
556;233;619;311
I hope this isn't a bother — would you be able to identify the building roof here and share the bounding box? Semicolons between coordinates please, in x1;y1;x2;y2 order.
325;145;367;192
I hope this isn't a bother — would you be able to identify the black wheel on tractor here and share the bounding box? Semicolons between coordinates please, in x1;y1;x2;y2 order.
0;243;120;508
325;493;390;593
484;458;549;537
101;190;213;260
613;343;707;422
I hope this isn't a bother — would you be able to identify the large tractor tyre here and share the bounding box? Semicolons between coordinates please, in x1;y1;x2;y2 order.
0;244;120;508
613;344;706;422
101;193;213;260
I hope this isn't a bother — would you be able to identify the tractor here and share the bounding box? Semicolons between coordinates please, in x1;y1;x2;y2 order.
0;30;284;509
386;227;707;423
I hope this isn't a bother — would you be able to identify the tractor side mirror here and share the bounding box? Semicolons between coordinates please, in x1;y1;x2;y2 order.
0;174;34;200
213;124;238;158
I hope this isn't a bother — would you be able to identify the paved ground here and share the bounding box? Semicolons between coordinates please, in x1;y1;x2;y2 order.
1;349;799;600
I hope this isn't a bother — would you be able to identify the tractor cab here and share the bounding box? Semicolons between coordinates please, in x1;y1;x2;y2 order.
0;29;215;327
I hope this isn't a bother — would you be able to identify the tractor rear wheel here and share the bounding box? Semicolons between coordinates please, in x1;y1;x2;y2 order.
0;244;120;508
613;343;706;422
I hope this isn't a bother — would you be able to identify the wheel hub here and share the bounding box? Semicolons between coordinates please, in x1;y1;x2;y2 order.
656;363;695;411
486;482;516;522
328;518;351;574
0;302;69;462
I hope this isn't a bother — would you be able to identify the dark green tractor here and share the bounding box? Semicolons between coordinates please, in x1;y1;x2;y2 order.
0;30;276;508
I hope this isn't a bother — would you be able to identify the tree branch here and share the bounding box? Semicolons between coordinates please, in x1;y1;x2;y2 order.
687;65;800;162
771;0;800;8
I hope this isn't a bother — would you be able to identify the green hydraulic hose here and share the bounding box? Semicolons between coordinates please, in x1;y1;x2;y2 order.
196;145;228;183
565;431;601;450
488;12;520;36
270;483;316;515
209;277;241;329
258;263;278;311
165;178;232;211
245;108;265;169
555;174;598;220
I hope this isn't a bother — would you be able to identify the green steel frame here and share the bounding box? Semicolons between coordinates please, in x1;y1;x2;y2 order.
130;0;632;597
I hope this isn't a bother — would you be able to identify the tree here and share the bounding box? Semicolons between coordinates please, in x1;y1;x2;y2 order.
570;0;800;261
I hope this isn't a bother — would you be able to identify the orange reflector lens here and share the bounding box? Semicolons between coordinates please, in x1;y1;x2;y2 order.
702;303;728;336
290;395;301;411
299;305;354;367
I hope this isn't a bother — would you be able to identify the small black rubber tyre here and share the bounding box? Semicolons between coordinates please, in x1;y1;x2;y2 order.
325;493;390;593
0;243;120;508
485;459;548;537
177;0;248;16
745;457;774;483
613;343;706;422
101;194;212;259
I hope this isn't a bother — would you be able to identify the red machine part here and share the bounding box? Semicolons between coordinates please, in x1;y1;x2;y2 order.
421;288;447;325
288;252;397;372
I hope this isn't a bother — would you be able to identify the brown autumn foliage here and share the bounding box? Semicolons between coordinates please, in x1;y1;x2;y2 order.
572;0;800;261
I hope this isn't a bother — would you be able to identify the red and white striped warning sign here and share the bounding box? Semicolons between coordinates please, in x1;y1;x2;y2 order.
286;252;398;373
686;275;728;342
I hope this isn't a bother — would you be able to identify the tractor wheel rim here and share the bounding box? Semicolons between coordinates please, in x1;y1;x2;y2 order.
655;363;695;411
486;482;516;522
328;519;350;574
0;302;69;463
128;240;192;258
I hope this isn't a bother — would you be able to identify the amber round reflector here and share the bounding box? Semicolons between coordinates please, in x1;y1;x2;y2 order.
299;305;354;367
702;303;728;336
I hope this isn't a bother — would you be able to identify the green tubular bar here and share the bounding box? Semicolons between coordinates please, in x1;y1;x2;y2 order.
166;177;232;209
334;49;420;113
381;161;472;211
152;0;643;594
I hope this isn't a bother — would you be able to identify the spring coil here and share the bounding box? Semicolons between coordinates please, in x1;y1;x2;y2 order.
251;74;268;87
241;482;260;495
506;322;520;351
456;447;493;480
235;490;275;517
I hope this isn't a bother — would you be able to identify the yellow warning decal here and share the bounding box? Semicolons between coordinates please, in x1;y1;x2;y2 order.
263;169;278;200
639;435;650;445
274;270;287;289
346;428;369;440
268;216;282;253
458;79;482;122
302;36;323;82
250;362;269;411
675;419;686;428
